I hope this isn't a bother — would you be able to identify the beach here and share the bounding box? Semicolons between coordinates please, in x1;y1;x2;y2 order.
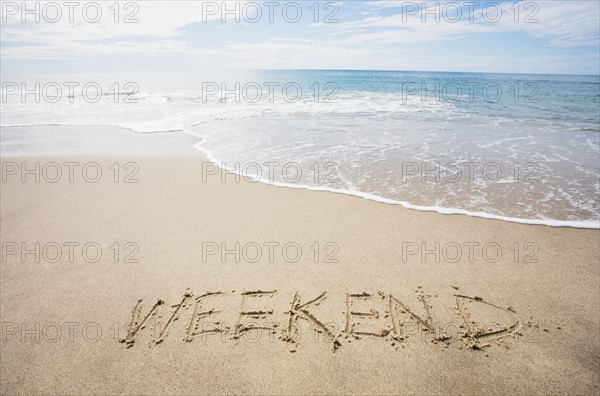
2;0;600;393
1;145;598;394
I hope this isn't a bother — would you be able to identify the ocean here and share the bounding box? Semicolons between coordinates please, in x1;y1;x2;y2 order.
1;70;599;227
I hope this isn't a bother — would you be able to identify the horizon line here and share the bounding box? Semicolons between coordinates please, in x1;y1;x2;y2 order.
247;68;600;77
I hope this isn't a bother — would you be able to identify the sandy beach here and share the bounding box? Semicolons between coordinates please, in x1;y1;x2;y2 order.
1;149;598;395
2;1;599;393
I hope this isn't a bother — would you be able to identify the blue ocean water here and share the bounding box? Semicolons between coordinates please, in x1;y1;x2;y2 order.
1;70;599;226
187;70;600;227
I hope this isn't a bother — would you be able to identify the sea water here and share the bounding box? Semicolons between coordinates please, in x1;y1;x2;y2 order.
1;70;598;227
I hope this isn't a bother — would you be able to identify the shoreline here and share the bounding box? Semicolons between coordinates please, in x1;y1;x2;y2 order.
194;143;600;230
4;148;599;230
2;120;599;229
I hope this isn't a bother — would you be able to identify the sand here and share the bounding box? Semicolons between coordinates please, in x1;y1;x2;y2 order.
1;151;599;395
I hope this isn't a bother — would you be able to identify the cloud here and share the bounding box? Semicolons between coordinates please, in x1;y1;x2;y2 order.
500;1;600;47
323;1;599;47
0;0;598;74
0;1;242;43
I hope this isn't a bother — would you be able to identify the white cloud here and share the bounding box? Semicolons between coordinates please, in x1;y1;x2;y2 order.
500;1;600;47
326;1;600;47
0;1;243;43
0;0;598;74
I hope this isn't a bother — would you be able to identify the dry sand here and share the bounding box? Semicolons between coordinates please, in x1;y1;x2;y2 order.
1;152;599;395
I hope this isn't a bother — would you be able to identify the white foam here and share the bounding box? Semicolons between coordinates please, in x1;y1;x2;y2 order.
2;88;598;229
191;139;600;230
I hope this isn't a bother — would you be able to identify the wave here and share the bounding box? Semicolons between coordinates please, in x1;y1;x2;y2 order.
2;88;598;229
190;134;600;230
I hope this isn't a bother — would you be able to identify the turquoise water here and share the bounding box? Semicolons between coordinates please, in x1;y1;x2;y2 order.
187;70;600;227
1;70;599;226
285;70;599;129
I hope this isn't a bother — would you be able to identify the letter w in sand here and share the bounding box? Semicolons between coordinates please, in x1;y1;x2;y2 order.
122;289;194;347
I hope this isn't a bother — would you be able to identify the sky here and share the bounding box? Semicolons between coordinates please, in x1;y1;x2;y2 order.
1;0;599;76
